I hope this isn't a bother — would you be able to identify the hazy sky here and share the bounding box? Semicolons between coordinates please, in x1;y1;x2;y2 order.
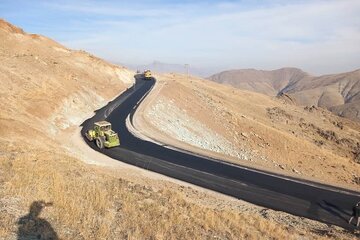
1;0;360;75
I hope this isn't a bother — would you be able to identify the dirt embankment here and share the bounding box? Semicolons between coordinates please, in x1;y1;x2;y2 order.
0;19;134;143
134;73;360;190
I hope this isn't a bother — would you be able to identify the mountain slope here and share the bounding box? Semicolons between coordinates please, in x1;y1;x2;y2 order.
209;68;309;96
0;19;134;142
209;68;360;121
2;19;351;240
286;69;360;120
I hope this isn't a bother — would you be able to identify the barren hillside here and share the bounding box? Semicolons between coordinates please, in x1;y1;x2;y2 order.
135;73;360;190
287;69;360;121
0;19;134;143
208;68;309;96
209;68;360;122
2;19;355;239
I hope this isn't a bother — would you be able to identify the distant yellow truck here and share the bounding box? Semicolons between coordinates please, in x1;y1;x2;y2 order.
144;70;152;80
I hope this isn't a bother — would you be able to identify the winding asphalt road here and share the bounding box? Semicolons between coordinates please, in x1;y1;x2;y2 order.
81;77;360;230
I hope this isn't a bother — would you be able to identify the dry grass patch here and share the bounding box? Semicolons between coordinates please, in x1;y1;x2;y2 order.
1;142;353;239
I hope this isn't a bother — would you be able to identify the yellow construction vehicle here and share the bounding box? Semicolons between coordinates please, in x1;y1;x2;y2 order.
85;121;120;149
144;70;152;80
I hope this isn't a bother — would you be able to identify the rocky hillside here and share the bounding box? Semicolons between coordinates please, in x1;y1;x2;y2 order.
0;19;133;144
209;68;360;122
287;69;360;121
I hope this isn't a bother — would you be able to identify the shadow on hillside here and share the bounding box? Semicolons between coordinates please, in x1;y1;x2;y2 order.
17;201;59;240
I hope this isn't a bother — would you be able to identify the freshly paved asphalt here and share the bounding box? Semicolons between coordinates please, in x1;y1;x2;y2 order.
81;77;360;231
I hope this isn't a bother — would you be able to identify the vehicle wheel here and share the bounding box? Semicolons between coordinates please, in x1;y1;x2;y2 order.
96;137;104;149
85;132;93;141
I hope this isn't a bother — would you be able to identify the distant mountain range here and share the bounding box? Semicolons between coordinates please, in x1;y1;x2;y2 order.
123;61;217;77
209;68;360;122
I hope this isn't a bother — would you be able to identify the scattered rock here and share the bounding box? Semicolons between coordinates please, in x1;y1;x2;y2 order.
266;107;293;121
317;129;337;141
276;92;296;105
353;144;360;164
304;105;318;113
241;132;249;138
260;209;269;219
332;121;344;130
353;176;360;185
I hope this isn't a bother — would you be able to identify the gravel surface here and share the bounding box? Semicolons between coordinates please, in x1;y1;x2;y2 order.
148;97;251;160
